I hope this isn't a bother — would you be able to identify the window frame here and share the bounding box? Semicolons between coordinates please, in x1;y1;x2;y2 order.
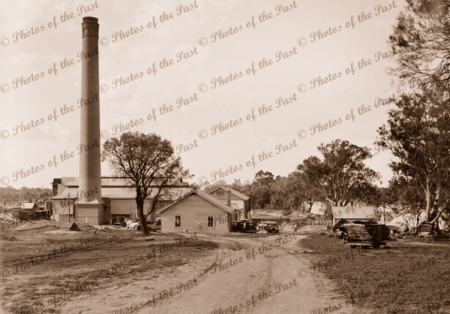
208;216;214;228
175;215;181;228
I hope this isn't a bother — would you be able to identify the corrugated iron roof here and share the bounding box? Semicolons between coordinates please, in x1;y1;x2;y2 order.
59;177;189;187
52;184;191;200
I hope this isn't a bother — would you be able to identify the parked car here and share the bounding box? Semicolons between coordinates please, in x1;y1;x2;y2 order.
257;222;267;231
134;220;161;231
264;221;279;233
126;219;140;230
148;220;161;231
336;219;390;248
231;220;258;233
113;216;126;227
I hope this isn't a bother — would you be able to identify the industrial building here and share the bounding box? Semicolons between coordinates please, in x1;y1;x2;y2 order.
51;177;191;224
50;16;251;227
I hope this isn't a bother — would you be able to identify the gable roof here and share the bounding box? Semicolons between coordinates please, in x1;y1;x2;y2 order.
208;186;249;201
157;190;236;214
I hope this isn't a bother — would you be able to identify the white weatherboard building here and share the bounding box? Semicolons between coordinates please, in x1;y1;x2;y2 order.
157;190;236;233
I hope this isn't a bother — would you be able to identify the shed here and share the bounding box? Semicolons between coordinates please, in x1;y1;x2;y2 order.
331;205;376;226
157;190;235;233
21;203;37;211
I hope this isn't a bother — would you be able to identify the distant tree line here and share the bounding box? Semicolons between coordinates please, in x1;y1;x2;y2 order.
199;0;450;228
0;186;52;208
198;139;382;217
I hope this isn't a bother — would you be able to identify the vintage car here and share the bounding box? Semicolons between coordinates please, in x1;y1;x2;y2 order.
113;216;127;227
264;221;279;233
134;220;161;231
336;219;390;248
126;219;140;229
231;220;258;233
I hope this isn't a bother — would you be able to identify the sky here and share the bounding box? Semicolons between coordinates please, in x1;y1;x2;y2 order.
0;0;406;189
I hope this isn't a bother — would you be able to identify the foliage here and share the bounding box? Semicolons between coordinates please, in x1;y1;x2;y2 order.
102;132;190;234
297;140;380;208
376;90;450;221
249;171;274;209
200;140;380;214
0;186;52;208
389;0;450;94
203;180;227;193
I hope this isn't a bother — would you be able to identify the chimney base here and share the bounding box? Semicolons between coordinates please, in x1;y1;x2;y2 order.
77;201;104;225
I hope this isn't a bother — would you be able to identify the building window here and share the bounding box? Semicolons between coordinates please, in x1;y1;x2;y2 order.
217;190;224;196
208;216;214;228
175;215;181;228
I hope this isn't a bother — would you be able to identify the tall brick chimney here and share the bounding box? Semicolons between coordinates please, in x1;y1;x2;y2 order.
77;17;103;225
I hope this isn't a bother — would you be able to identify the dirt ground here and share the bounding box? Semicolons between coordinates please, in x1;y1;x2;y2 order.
1;223;369;314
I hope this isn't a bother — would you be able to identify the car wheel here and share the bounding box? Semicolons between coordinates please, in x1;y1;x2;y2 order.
343;233;349;242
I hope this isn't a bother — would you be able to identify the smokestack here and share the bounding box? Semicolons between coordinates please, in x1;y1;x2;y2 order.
227;189;231;207
78;17;103;224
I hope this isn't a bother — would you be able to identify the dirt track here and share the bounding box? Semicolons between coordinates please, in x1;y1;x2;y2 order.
62;230;366;314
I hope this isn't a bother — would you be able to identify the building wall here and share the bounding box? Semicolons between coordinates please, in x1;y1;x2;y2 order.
107;199;166;222
52;198;168;224
209;189;249;218
52;200;74;222
209;190;242;201
161;195;230;233
209;190;247;210
218;199;244;210
53;200;74;215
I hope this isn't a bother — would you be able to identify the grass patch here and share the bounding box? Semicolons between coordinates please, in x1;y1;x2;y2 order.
300;234;450;314
1;229;219;314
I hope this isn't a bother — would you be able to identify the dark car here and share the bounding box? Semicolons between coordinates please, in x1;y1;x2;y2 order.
231;220;258;233
231;222;242;232
113;216;126;227
337;219;390;248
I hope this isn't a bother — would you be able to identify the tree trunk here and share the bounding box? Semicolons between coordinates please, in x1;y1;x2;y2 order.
136;195;148;235
425;177;432;222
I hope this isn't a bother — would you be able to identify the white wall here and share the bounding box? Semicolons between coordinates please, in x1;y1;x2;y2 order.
161;195;230;233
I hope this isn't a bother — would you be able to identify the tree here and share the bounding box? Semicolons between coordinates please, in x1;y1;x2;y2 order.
102;132;190;235
385;177;426;219
287;170;324;213
229;179;243;191
270;176;289;210
389;0;450;94
376;90;450;222
297;140;380;210
250;171;274;209
204;180;227;193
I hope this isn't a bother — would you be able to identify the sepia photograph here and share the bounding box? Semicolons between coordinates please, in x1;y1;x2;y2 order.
1;0;450;313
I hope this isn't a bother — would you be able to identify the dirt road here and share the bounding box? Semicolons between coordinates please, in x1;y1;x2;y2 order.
63;231;366;314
